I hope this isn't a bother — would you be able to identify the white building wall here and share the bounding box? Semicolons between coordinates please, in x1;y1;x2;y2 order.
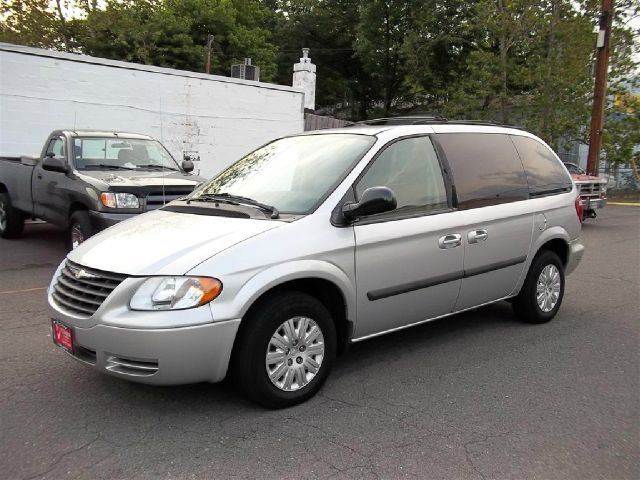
0;43;304;177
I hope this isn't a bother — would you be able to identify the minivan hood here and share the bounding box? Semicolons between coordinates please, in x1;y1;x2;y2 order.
67;210;283;275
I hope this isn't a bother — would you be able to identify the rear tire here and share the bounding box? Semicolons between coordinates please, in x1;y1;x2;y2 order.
0;192;25;239
512;250;565;324
68;210;93;250
231;292;336;408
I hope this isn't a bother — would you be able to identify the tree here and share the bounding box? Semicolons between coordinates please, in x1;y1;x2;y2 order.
271;0;372;118
355;0;416;115
602;3;639;173
0;0;78;51
401;0;478;113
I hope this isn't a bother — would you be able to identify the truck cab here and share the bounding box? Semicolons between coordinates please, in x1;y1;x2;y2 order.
0;130;206;247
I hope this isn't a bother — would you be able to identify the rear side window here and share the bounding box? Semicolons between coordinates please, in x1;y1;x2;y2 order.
436;133;529;209
511;136;573;196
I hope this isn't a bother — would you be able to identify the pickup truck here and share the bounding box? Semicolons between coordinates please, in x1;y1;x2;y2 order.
563;162;607;220
0;130;206;248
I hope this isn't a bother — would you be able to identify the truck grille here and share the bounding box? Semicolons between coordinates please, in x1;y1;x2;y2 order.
145;188;194;210
576;183;603;198
52;260;127;318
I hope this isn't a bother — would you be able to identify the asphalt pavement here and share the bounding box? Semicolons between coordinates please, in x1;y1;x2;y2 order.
1;207;638;479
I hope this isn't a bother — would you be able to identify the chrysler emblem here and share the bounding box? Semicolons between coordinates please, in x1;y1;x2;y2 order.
69;266;97;280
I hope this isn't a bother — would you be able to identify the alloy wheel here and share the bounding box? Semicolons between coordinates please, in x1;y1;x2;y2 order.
70;223;84;249
0;201;6;232
536;264;561;312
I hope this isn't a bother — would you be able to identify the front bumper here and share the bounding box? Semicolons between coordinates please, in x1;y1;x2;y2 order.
48;264;241;385
565;239;585;276
53;319;241;385
580;197;607;210
88;210;136;231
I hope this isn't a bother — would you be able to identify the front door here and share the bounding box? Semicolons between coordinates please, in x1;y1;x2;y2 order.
33;135;68;226
352;136;465;339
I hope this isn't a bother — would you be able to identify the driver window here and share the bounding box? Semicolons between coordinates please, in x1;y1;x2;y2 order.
355;136;448;213
46;138;65;159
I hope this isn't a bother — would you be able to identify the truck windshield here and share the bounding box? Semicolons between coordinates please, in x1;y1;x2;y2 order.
74;138;180;171
189;134;376;214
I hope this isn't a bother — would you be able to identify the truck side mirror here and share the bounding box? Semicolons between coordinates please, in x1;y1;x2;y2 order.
42;156;69;173
181;160;194;173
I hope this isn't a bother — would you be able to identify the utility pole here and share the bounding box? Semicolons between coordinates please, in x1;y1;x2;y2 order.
586;0;614;176
205;34;214;74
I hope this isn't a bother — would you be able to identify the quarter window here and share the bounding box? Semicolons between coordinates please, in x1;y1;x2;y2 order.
355;136;448;214
436;133;529;209
511;136;573;196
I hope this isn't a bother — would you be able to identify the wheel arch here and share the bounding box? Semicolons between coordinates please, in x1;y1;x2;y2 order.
511;228;571;297
221;261;356;356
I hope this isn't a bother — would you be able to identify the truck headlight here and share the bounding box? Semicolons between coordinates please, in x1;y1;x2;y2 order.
100;192;139;209
130;277;223;311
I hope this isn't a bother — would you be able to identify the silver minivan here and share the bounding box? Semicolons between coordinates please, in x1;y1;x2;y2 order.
48;119;585;407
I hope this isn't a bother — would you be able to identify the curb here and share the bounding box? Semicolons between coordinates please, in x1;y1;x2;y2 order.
608;202;640;206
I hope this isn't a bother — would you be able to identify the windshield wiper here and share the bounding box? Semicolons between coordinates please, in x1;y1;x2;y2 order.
136;164;180;172
83;164;136;170
189;193;279;219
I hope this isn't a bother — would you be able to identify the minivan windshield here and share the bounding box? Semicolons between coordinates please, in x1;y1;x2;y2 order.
190;134;376;214
74;138;181;171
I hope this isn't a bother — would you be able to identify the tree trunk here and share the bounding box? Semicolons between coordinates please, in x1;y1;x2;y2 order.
54;0;71;52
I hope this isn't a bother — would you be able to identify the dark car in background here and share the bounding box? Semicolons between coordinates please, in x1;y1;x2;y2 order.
0;130;205;248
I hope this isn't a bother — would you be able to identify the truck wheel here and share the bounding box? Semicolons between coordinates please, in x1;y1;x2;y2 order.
68;211;93;249
0;192;25;239
512;250;565;324
231;292;337;409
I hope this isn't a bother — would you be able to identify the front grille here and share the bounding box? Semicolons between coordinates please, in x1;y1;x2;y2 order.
52;260;127;318
145;188;194;210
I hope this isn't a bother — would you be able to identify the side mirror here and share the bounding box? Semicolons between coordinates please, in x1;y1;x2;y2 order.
342;186;397;221
41;156;68;173
181;159;194;173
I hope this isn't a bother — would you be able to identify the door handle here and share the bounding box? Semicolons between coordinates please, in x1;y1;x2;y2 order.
468;229;488;244
37;173;43;179
438;233;462;249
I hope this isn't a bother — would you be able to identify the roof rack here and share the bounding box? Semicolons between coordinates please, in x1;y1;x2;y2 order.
348;116;524;130
351;115;448;126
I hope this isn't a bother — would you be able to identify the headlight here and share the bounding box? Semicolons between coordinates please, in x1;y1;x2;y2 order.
130;276;223;311
100;192;139;209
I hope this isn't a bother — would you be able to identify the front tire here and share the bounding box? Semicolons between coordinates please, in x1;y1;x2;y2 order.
512;250;565;324
0;192;25;239
68;210;94;250
231;292;336;408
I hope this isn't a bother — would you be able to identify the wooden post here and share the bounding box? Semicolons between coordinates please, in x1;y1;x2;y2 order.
205;34;214;74
586;0;614;176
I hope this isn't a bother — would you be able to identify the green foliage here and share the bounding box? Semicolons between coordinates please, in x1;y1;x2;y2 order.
0;0;76;50
1;0;638;162
1;0;279;79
